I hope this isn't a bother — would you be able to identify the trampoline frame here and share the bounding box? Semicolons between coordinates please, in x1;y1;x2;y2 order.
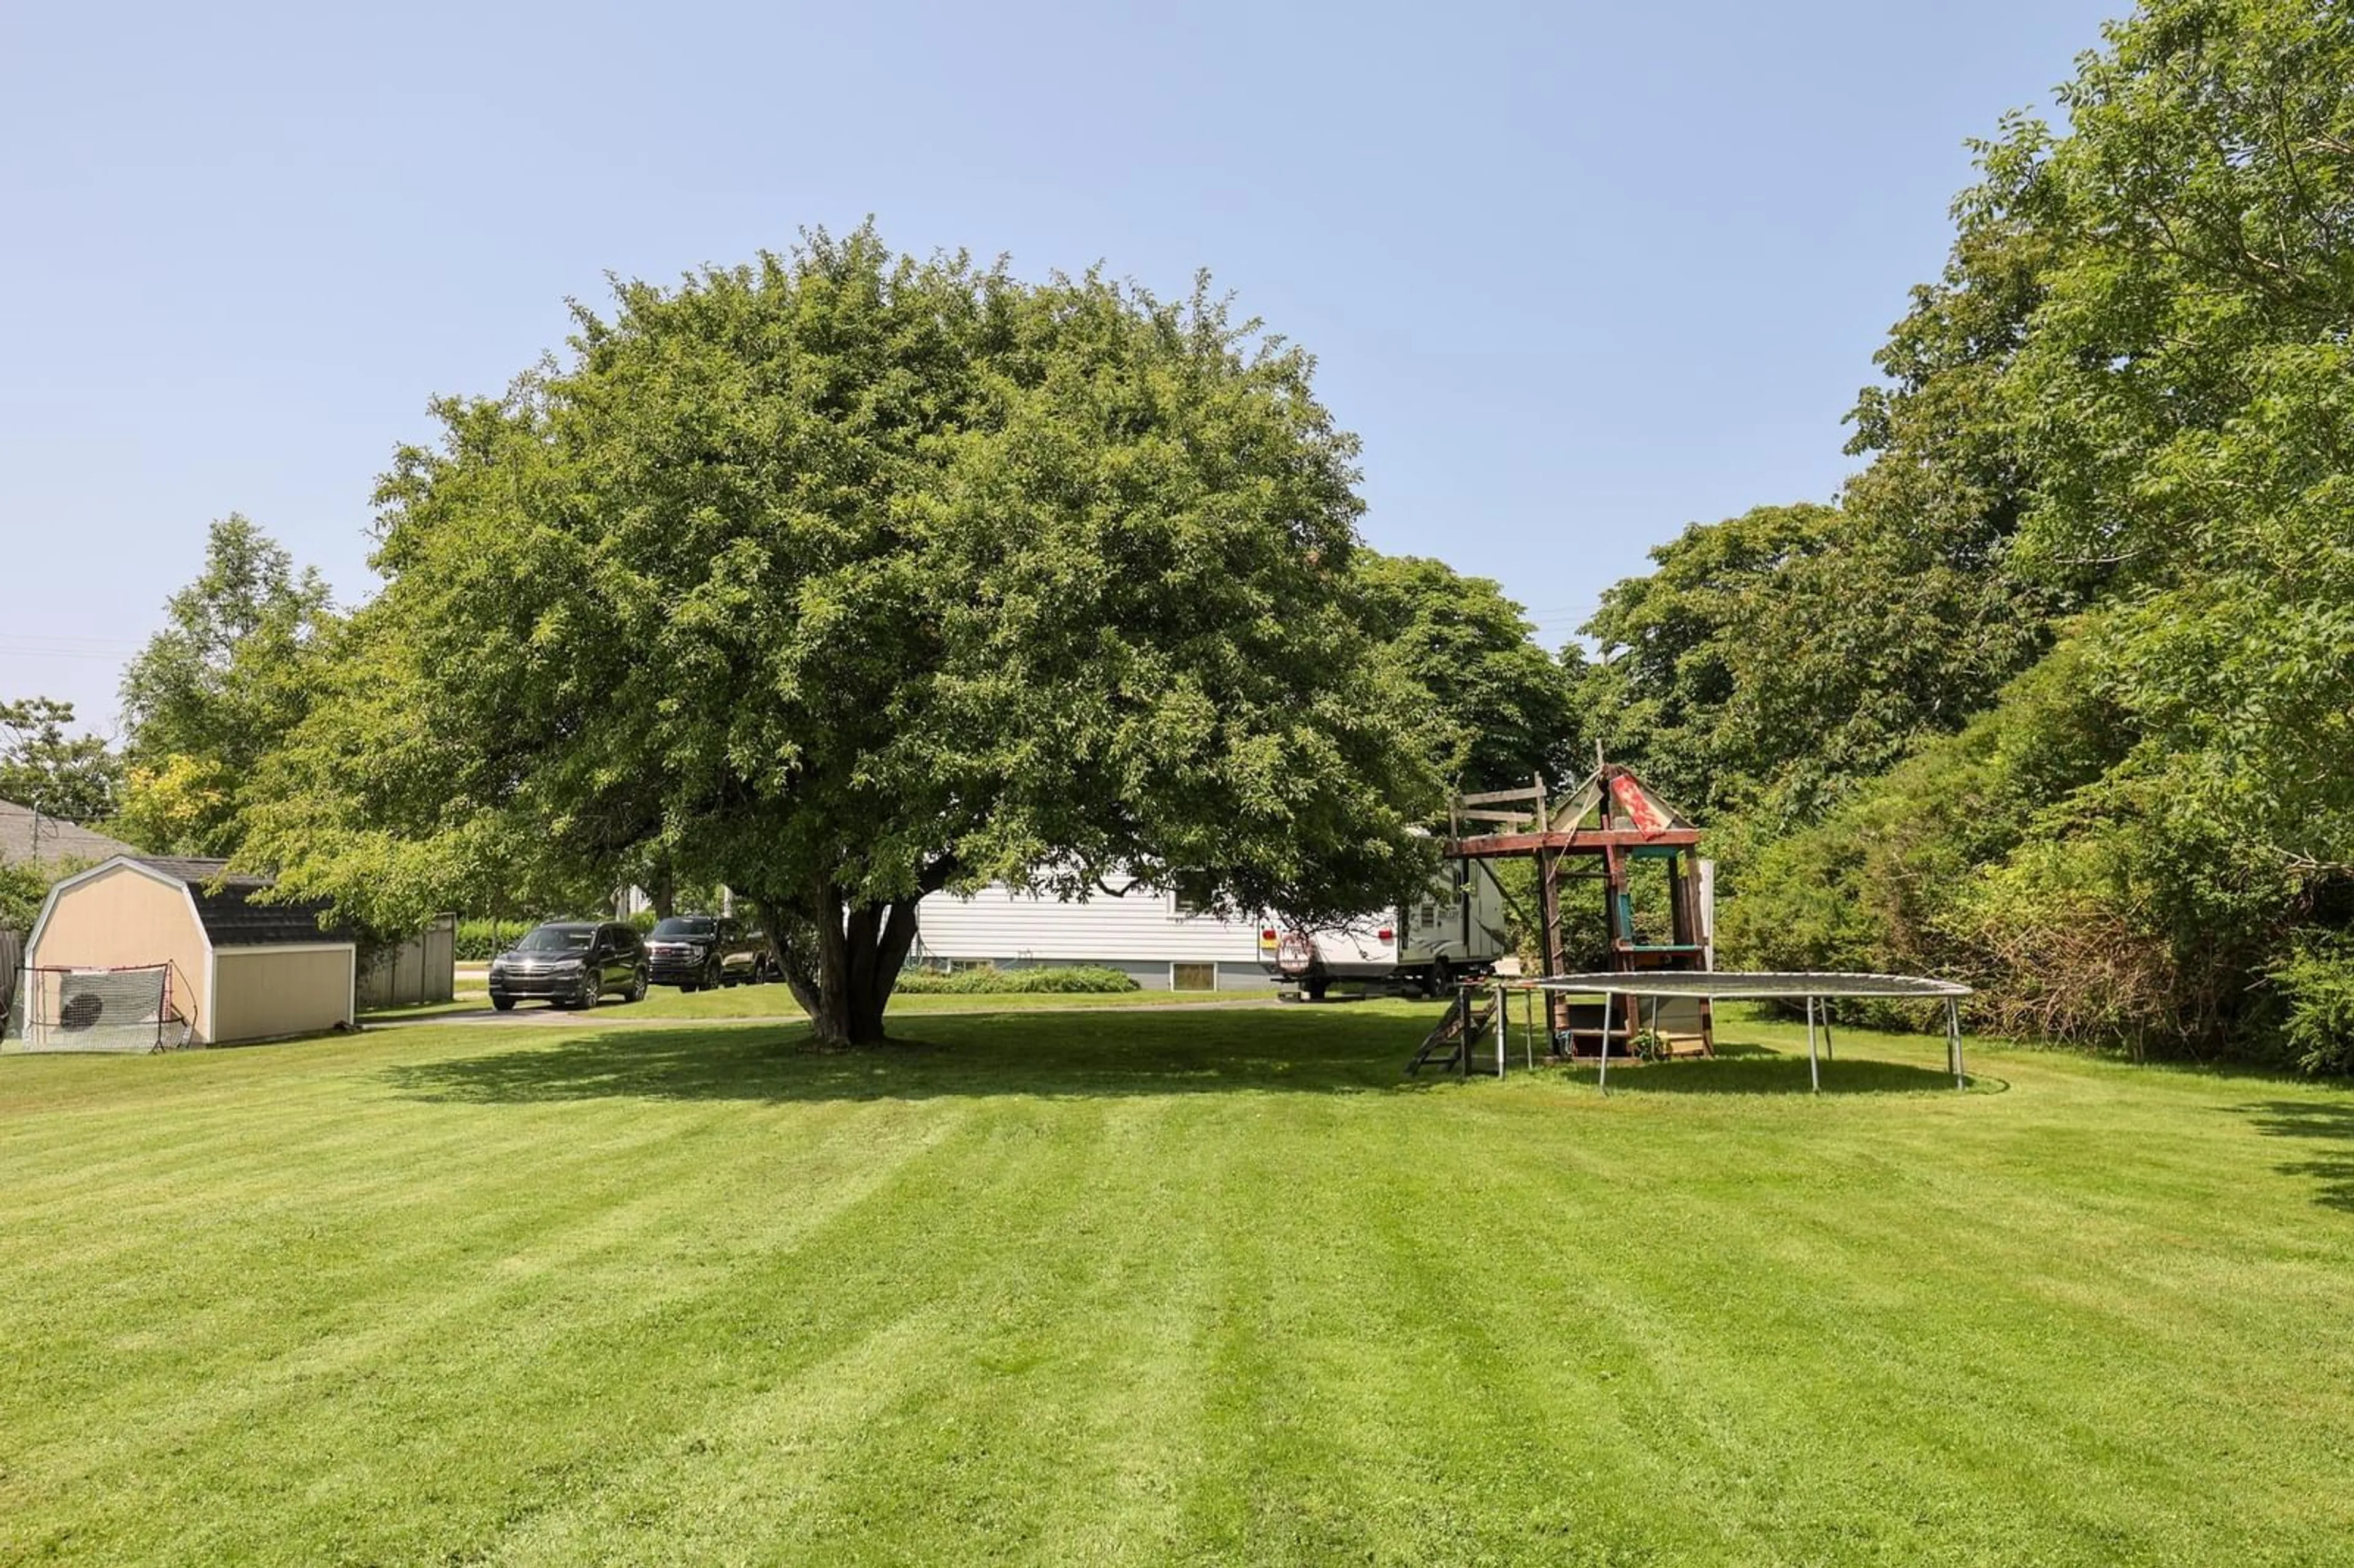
1485;970;1971;1093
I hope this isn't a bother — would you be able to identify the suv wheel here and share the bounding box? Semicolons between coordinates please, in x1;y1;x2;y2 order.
625;967;647;1004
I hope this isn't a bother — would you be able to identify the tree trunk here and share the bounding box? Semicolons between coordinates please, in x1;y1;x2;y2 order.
652;854;676;921
747;862;951;1047
752;888;912;1046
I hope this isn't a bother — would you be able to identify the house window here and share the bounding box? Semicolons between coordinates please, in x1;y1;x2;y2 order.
1170;962;1217;992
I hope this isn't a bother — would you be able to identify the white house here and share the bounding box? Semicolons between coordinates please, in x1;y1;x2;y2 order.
912;880;1267;991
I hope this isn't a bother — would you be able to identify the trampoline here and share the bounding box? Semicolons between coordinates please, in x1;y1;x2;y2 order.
1528;970;1973;1092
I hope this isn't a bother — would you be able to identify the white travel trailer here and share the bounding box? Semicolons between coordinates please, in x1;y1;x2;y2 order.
912;864;1516;997
1257;862;1515;999
911;878;1267;991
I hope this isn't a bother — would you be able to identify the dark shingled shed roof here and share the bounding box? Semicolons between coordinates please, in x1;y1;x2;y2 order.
135;857;353;947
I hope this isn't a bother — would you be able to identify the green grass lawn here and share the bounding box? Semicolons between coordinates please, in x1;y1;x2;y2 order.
613;981;1278;1020
364;983;1281;1025
4;1005;2351;1564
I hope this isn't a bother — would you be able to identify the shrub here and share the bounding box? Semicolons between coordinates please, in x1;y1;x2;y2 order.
0;861;50;934
2274;940;2354;1077
894;965;1140;995
453;917;566;961
455;910;734;959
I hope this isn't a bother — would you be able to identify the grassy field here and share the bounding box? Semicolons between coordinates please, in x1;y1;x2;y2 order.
614;981;1278;1020
3;1004;2351;1564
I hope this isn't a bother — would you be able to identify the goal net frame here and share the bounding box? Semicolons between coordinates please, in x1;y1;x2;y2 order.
18;964;191;1053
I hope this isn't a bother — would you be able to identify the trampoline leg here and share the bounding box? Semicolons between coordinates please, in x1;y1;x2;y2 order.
1806;995;1821;1094
1495;983;1506;1080
1598;992;1613;1094
1823;1004;1833;1061
1948;997;1965;1090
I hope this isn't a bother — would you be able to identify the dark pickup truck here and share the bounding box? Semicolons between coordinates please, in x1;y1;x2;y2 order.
644;915;772;991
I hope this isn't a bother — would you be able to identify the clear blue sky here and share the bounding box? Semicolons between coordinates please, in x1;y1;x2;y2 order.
1;0;2119;735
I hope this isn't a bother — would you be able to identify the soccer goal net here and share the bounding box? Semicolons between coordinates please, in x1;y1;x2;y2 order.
20;965;190;1052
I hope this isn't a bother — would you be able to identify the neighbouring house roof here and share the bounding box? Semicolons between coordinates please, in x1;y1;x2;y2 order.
0;799;142;869
131;856;354;947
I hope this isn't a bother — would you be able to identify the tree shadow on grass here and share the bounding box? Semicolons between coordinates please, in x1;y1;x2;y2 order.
1563;1042;1973;1097
1563;1035;1986;1097
381;1008;1438;1106
2237;1100;2354;1212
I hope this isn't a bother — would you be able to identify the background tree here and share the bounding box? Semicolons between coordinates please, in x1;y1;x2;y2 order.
0;698;121;825
1572;503;1840;821
1590;0;2354;1066
247;230;1441;1044
1346;552;1580;794
118;516;337;857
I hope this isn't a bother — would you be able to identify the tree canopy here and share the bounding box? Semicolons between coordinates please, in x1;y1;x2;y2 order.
0;698;120;826
1347;552;1580;796
247;230;1442;1043
116;516;337;858
1588;0;2354;1068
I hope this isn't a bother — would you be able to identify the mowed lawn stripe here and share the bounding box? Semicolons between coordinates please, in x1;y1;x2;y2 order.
1;1033;975;1559
2;1005;2352;1563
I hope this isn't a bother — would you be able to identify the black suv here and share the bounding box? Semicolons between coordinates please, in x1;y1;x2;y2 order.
645;915;771;991
488;921;649;1010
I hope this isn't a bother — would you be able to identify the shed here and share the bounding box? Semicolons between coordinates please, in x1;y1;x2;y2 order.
2;799;151;1029
23;856;355;1047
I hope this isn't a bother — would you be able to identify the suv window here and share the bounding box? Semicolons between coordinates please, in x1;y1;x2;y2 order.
652;916;717;939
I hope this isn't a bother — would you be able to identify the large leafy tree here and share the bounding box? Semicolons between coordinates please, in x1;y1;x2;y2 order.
0;698;121;826
1573;503;1840;821
1697;0;2354;1062
248;230;1440;1043
1346;552;1579;794
117;516;337;856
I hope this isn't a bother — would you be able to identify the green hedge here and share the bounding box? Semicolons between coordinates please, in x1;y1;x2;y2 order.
455;919;520;961
894;965;1140;994
457;910;673;961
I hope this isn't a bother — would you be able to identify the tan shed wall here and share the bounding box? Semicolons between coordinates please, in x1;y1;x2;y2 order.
28;864;211;1041
210;947;354;1045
